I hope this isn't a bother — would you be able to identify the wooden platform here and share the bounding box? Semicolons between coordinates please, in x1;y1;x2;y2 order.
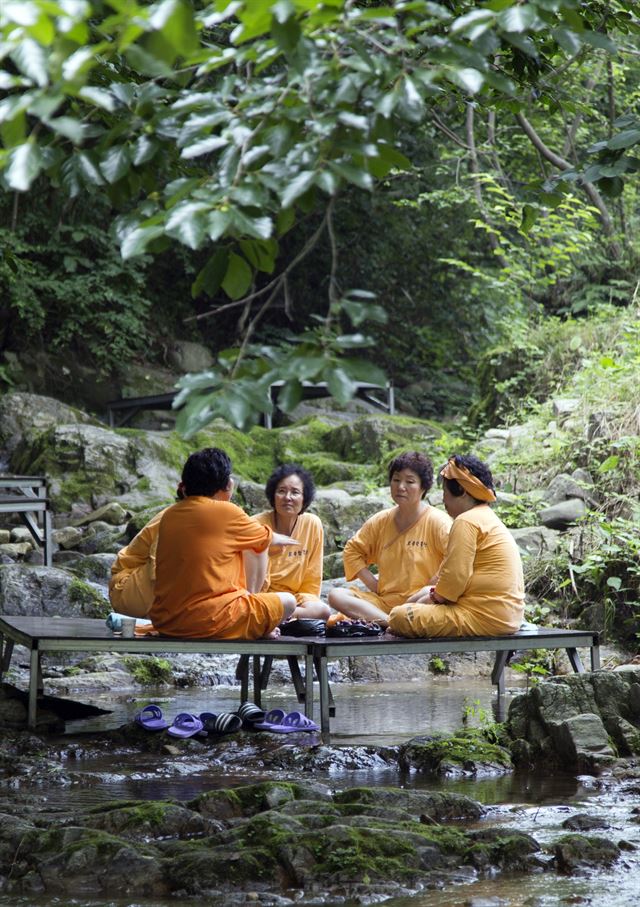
0;616;600;742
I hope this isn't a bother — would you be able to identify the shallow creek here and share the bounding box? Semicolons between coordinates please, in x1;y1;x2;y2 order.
1;677;639;906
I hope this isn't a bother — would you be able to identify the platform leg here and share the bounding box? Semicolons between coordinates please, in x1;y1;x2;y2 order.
43;509;53;567
304;653;314;720
237;655;249;702
260;656;274;691
28;649;40;730
566;647;585;674
318;654;331;744
286;656;307;703
252;655;262;707
591;641;601;671
491;650;511;696
314;655;335;716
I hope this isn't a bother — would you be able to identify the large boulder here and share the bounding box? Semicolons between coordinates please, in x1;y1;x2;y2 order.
538;498;588;530
0;392;94;458
0;565;109;617
10;423;181;511
507;672;640;770
510;526;560;557
311;488;391;552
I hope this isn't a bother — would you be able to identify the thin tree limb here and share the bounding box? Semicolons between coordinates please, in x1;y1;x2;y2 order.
466;104;507;267
515;111;621;257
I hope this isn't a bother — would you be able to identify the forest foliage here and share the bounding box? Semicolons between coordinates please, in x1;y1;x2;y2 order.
0;1;639;429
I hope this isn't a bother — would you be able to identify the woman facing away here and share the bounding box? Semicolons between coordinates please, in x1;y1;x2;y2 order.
147;447;298;640
254;464;331;622
327;451;452;628
388;454;525;638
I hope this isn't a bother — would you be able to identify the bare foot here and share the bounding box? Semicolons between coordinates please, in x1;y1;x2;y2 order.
264;626;281;639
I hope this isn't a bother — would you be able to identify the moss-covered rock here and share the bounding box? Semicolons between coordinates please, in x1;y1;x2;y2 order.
122;656;173;685
399;730;513;776
553;833;620;872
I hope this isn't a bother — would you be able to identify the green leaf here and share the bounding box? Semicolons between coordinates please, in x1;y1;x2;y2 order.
451;67;485;95
45;116;84;143
597;455;619;473
498;5;537;33
327;161;373;190
121;223;165;259
125;44;174;78
520;204;537;234
606;576;622;591
277;379;304;413
221;253;253;299
165;201;209;249
280;170;316;208
207;209;233;241
326;367;358;404
230;209;273;240
271;16;301;56
607;129;640;151
77;87;116;112
192;247;229;298
62;46;99;82
100;145;132;183
4;142;43;190
180;135;229;159
10;38;49;87
149;0;198;57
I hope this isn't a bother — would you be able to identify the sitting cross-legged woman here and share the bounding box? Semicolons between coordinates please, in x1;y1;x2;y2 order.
254;464;330;622
328;451;452;628
388;454;524;638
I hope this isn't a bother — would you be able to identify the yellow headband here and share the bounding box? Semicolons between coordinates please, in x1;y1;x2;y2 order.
440;458;496;502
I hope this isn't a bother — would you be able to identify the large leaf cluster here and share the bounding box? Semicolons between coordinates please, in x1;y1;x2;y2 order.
1;0;636;429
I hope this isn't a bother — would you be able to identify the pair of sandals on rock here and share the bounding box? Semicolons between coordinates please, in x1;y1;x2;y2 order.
135;702;319;735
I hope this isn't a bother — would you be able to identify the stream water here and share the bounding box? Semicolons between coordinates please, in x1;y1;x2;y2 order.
1;677;639;906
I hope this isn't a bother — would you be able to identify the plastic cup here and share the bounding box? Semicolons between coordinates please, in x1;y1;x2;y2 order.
121;617;136;638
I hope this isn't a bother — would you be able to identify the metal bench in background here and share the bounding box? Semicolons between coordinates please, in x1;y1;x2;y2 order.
0;475;52;567
106;380;395;428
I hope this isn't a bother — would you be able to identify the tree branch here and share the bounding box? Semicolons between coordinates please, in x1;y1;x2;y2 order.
466;104;507;267
515;112;621;257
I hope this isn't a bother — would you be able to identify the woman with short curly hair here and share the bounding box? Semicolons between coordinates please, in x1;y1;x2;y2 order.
254;464;330;621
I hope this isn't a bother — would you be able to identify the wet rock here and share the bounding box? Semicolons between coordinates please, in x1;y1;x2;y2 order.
0;531;10;545
562;813;610;831
0;565;109;618
69;553;117;585
400;732;512;777
553;833;620;872
9;528;33;544
81;801;223;839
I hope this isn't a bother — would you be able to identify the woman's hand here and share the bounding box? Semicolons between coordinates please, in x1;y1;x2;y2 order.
272;532;300;547
407;585;430;603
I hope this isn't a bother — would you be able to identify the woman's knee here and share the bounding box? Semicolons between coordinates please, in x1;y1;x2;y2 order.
280;593;296;619
328;587;346;608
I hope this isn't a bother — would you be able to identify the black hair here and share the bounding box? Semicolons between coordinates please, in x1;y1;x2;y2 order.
440;454;495;504
387;451;434;498
265;463;315;512
181;447;232;497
